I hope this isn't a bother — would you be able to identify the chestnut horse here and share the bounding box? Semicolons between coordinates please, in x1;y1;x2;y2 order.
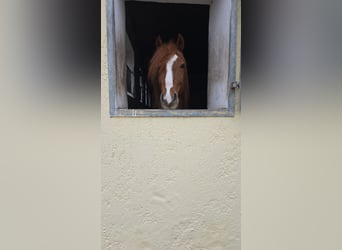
148;34;189;109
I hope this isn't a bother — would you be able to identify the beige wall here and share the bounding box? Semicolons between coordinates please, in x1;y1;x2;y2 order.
102;1;240;249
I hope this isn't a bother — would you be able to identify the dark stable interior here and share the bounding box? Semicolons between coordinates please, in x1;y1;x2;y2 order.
125;1;209;109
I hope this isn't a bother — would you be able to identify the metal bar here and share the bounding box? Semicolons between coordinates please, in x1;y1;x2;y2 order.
107;0;116;116
228;0;240;114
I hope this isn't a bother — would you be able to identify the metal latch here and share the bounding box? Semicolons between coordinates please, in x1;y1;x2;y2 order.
230;81;240;89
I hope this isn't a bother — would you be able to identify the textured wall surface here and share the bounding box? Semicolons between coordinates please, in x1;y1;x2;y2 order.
102;1;240;249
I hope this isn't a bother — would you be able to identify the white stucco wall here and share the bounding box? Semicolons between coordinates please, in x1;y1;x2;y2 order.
102;1;240;249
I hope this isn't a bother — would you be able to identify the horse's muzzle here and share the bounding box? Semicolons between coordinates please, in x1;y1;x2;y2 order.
160;92;179;109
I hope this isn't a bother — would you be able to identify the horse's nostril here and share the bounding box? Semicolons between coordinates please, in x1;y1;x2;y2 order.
172;93;178;102
160;93;167;104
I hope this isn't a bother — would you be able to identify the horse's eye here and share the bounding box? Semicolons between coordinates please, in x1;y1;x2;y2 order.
180;64;185;69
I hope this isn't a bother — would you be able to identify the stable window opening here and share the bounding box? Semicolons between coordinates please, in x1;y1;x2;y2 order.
107;0;240;117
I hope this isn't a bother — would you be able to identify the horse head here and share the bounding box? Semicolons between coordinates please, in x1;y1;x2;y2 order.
148;34;189;109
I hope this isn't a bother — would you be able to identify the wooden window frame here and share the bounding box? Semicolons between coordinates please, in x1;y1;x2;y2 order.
106;0;240;117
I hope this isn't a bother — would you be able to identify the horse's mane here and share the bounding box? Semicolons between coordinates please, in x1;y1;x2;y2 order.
148;42;183;87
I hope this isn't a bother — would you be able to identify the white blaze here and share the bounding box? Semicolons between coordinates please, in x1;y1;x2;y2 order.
164;54;178;104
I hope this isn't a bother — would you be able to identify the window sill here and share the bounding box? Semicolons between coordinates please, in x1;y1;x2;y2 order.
111;109;234;117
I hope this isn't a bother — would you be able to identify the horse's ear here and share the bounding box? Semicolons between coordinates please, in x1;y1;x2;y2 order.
155;35;162;48
176;33;184;51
